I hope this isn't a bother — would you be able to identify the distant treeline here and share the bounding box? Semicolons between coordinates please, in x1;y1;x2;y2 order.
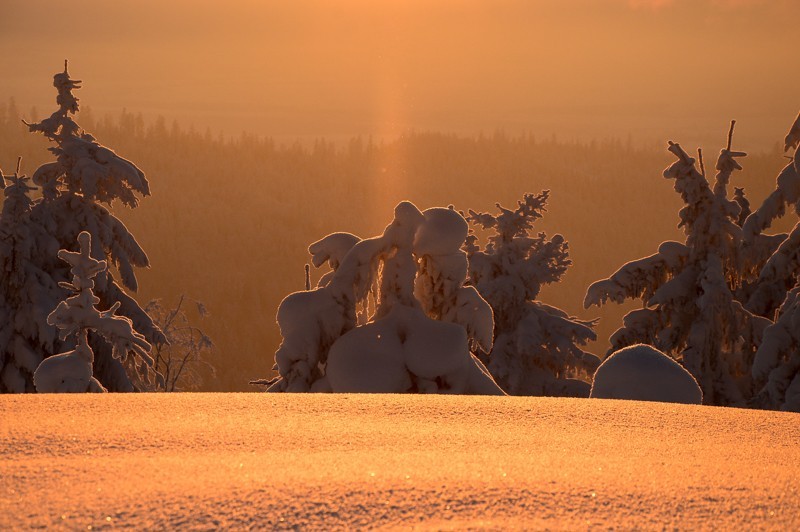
0;99;792;390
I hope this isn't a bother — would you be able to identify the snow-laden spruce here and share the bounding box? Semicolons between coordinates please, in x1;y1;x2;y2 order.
266;202;503;394
590;344;702;405
747;112;800;412
0;161;59;392
0;63;164;392
584;124;771;406
34;232;154;393
743;112;800;317
466;192;599;396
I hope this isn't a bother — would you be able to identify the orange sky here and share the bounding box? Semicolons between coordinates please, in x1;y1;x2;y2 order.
1;0;797;149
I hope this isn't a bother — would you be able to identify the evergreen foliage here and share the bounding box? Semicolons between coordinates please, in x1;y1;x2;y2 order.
466;192;599;396
0;63;163;392
585;125;773;406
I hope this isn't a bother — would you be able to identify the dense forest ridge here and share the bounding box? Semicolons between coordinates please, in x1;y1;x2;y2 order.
0;93;796;394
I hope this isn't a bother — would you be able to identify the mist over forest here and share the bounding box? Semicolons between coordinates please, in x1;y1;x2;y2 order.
1;100;792;390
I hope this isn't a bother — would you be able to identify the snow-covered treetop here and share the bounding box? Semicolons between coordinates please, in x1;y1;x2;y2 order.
742;113;800;240
467;191;570;303
25;61;151;207
1;158;36;219
663;139;742;255
467;191;549;247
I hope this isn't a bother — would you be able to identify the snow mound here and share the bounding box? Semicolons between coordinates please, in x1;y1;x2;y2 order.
33;342;106;393
326;304;504;395
590;344;702;405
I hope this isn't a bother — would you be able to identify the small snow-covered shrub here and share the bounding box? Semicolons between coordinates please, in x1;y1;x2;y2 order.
265;201;503;395
590;344;702;405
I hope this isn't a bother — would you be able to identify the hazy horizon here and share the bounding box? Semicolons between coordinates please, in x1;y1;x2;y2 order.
2;0;798;150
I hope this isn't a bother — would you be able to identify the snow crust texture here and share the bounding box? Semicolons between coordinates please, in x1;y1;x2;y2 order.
1;394;798;530
590;344;702;405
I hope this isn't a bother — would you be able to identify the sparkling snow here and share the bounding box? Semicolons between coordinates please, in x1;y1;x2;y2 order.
1;394;798;529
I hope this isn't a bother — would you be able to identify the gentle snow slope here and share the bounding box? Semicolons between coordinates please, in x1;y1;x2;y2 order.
1;394;798;529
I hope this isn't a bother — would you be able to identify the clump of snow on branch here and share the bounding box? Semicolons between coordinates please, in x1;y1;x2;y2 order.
265;201;503;395
0;63;165;393
585;124;771;406
466;192;599;397
34;232;155;392
590;344;702;405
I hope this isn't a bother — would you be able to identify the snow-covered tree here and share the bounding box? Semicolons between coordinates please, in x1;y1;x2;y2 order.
6;62;165;392
751;284;800;412
264;201;503;395
584;125;771;406
34;232;154;392
465;192;599;396
746;112;800;412
0;160;61;392
742;112;800;317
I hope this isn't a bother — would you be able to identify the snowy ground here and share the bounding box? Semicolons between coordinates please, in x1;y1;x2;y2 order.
1;394;798;530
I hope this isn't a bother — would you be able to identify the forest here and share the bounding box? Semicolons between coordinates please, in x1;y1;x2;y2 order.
0;93;794;394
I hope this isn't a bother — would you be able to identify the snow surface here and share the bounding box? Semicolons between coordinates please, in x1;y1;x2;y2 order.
1;394;798;530
590;344;703;405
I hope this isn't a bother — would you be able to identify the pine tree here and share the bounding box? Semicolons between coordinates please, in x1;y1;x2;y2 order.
466;192;599;396
584;125;771;406
0;62;165;392
33;231;154;392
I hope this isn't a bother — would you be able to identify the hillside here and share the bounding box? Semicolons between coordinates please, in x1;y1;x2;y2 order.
2;394;798;529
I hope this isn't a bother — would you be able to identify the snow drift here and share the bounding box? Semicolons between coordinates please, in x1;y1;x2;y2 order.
590;344;703;405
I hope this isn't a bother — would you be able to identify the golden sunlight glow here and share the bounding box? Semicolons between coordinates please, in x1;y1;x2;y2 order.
1;0;797;149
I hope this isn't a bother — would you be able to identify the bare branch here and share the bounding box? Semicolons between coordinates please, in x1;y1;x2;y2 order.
727;120;736;151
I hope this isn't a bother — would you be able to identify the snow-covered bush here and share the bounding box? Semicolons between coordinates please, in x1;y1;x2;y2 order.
466;192;599;396
34;232;155;393
266;201;504;395
0;63;165;392
590;344;702;405
585;125;771;406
